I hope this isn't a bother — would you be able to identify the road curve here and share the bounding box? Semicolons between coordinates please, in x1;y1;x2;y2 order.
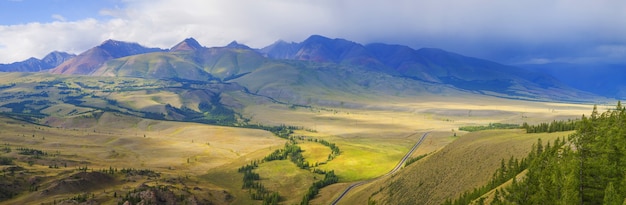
330;132;429;205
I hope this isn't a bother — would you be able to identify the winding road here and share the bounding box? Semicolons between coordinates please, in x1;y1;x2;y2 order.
330;132;429;205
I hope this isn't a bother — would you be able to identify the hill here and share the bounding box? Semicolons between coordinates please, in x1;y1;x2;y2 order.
0;69;598;204
0;112;284;205
475;105;626;204
341;129;569;205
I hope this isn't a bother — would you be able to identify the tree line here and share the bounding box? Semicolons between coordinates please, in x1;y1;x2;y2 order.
457;120;580;134
459;123;520;132
522;119;578;133
236;126;342;204
301;170;339;204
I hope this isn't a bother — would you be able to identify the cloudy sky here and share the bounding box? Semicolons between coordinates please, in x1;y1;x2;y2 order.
1;0;625;65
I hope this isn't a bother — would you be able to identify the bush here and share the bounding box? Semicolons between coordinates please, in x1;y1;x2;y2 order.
0;156;13;165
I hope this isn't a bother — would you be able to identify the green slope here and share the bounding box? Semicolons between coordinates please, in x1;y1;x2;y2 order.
92;47;267;81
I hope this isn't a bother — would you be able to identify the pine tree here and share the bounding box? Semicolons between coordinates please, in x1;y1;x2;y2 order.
604;182;622;205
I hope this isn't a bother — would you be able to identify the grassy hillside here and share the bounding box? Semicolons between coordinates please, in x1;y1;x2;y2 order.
0;71;600;204
0;73;243;125
231;60;466;106
341;129;571;205
0;113;284;205
92;48;267;81
94;52;215;81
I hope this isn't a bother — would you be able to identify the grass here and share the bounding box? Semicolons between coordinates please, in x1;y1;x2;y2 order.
298;141;332;166
342;129;573;205
230;91;594;204
255;160;321;204
0;72;599;204
107;90;183;112
317;137;412;181
0;113;284;205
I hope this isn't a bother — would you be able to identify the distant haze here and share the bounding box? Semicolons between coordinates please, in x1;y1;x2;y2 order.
1;0;625;65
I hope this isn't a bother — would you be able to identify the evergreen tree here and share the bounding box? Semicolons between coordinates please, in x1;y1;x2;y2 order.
449;102;626;204
604;182;622;205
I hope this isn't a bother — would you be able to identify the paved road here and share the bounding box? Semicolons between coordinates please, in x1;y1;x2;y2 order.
330;132;429;205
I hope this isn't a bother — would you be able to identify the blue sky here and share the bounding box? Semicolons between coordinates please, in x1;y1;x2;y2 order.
0;0;122;24
1;0;625;65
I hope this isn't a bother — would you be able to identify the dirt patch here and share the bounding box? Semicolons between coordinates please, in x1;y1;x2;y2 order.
118;183;223;205
0;167;30;200
42;171;116;196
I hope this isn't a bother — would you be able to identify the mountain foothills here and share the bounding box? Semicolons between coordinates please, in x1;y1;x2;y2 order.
0;35;619;205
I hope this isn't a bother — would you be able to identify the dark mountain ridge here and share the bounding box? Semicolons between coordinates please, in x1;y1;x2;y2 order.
259;35;572;98
521;63;626;99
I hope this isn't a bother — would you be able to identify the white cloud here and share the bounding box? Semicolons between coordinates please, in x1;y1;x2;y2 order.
1;0;626;64
51;14;66;22
0;19;103;63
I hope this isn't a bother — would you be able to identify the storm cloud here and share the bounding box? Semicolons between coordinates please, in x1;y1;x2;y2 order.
1;0;625;64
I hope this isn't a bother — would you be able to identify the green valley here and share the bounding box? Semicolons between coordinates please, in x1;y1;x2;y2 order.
0;35;615;205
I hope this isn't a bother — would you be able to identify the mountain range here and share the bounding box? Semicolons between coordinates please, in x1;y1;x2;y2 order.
0;35;609;102
0;51;75;72
520;63;626;99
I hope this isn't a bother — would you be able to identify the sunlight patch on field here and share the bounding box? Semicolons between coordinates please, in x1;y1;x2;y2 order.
0;113;283;176
255;160;321;204
107;90;183;111
241;94;594;185
298;142;332;166
342;129;573;205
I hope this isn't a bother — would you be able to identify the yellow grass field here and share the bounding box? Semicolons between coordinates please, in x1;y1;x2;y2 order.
338;130;573;205
0;113;284;205
0;83;603;204
235;94;596;204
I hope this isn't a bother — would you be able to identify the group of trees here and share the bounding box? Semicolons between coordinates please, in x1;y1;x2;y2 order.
0;156;13;165
237;151;282;204
459;123;520;132
236;126;342;204
448;103;626;204
15;147;46;156
404;154;428;167
1;144;11;153
522;119;578;133
301;171;339;204
495;137;577;204
458;119;580;134
95;167;160;178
